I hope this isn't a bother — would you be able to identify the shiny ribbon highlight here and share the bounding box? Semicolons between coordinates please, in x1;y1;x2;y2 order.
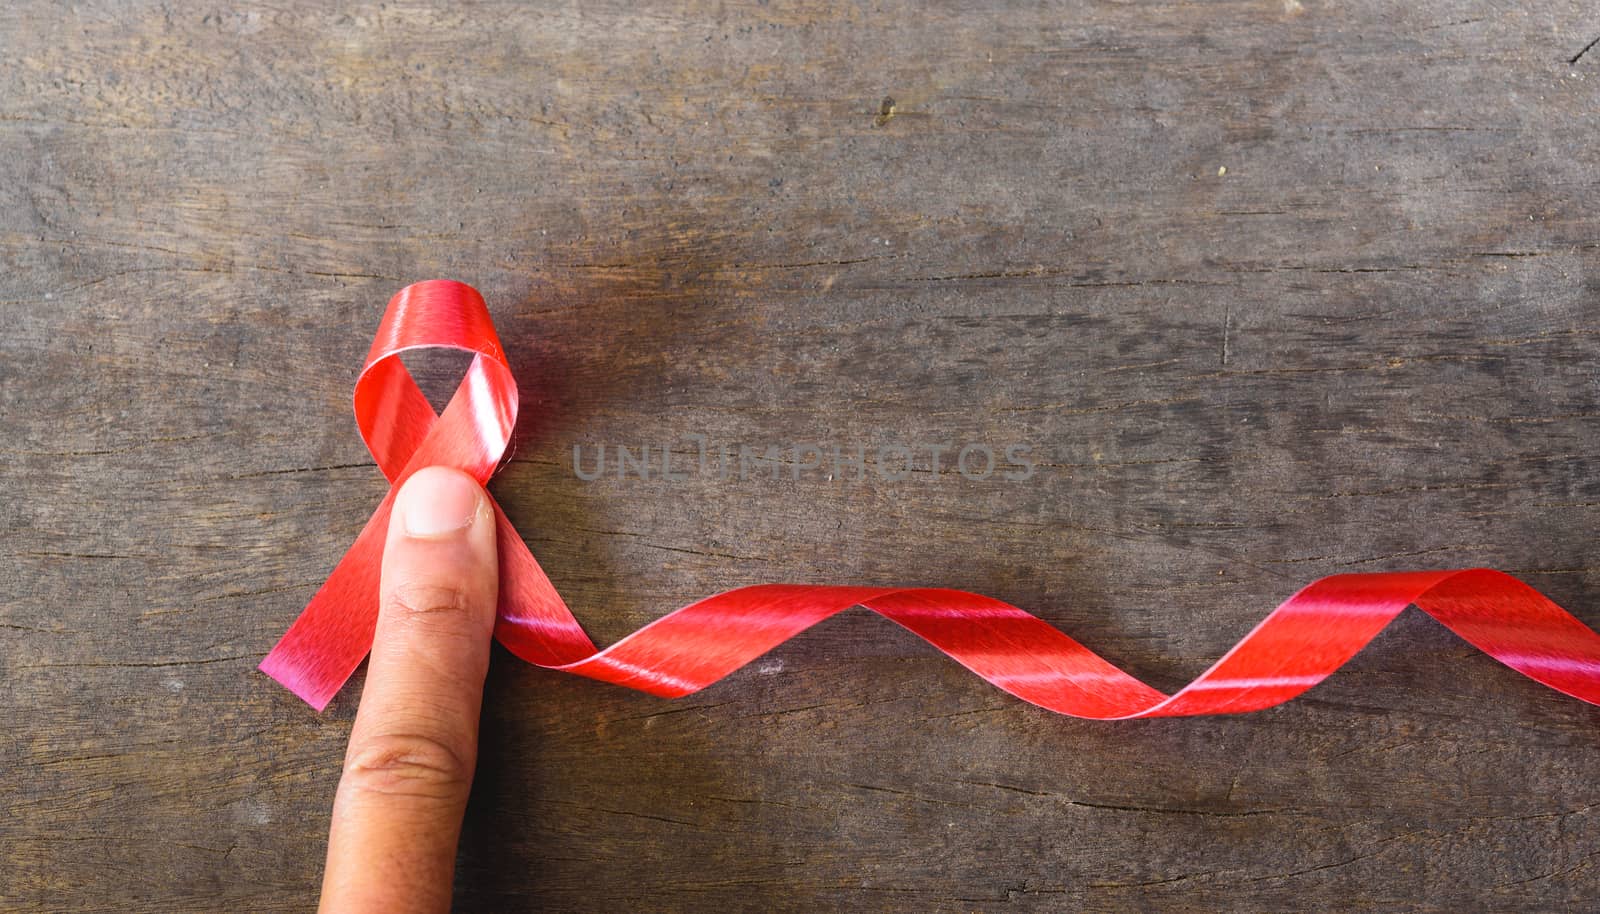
260;280;1600;717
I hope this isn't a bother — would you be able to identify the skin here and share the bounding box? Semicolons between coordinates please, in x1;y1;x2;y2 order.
319;466;499;914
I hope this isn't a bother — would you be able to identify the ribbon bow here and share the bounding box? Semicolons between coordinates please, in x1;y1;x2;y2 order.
261;280;1600;717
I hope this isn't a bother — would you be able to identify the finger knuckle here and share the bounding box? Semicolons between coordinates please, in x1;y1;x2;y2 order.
388;580;472;619
343;732;473;801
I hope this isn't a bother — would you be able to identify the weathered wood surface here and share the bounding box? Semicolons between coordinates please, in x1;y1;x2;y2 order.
5;1;1600;911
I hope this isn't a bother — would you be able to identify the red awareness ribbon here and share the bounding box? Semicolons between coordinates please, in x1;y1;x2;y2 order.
261;279;1600;717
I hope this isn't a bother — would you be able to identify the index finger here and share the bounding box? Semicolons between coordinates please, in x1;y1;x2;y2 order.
318;467;499;914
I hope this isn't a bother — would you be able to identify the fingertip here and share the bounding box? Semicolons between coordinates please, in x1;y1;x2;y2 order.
380;465;499;639
394;466;490;540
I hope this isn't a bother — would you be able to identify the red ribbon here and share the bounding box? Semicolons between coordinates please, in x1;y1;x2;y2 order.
261;280;1600;717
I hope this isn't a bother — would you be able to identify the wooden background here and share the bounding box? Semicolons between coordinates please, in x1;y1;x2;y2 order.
4;1;1600;911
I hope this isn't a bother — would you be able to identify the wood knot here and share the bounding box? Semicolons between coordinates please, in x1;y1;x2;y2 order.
874;96;896;127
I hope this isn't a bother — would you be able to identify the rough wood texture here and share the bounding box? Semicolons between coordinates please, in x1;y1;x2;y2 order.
5;2;1600;911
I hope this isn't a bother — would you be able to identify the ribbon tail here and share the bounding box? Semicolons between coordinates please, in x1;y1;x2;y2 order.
259;495;393;711
478;567;1600;719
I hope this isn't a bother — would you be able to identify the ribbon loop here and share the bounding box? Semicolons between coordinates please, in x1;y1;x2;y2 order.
353;279;517;484
261;281;1600;718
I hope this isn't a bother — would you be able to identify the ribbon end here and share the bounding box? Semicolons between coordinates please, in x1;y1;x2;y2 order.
258;653;338;713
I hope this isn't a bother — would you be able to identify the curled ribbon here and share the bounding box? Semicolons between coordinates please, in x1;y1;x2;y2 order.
261;280;1600;717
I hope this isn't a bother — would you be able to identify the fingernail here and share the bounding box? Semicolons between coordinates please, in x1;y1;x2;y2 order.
396;467;483;539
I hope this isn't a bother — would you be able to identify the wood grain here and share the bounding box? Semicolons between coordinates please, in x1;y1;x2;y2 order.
4;1;1600;911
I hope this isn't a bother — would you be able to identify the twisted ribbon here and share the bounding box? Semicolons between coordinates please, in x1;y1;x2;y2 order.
261;280;1600;717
